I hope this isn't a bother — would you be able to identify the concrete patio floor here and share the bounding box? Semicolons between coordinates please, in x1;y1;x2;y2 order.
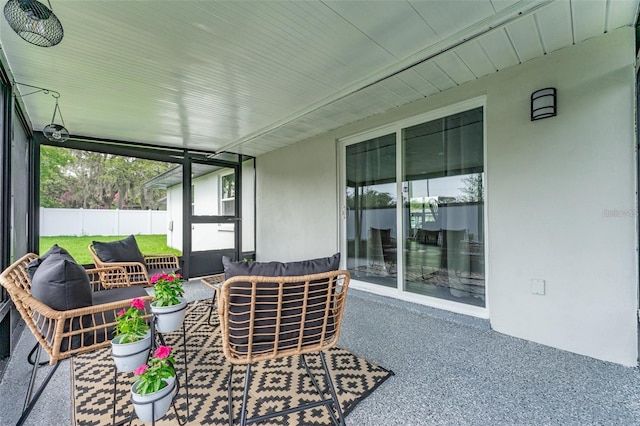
2;279;640;425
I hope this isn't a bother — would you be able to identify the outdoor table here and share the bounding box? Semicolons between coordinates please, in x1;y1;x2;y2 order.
201;273;225;325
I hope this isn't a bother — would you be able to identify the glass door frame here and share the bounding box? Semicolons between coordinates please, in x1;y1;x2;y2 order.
339;96;488;319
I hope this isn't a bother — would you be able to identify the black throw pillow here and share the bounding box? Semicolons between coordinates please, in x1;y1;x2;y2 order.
27;244;71;280
222;253;340;279
29;247;93;350
222;253;340;352
92;234;145;264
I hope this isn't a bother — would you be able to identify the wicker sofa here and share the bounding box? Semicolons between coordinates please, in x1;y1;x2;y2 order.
0;252;152;425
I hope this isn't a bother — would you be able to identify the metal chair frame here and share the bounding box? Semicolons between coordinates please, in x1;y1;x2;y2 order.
217;270;350;426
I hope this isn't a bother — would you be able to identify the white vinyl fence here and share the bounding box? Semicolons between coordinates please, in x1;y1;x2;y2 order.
40;208;167;237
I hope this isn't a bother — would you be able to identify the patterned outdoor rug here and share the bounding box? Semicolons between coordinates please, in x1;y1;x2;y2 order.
72;301;394;425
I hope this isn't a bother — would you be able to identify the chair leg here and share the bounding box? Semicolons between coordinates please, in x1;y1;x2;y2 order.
227;364;234;426
27;342;48;367
239;364;252;426
207;291;217;326
225;363;253;426
17;344;60;426
319;351;346;426
23;344;41;411
230;355;343;426
301;354;342;426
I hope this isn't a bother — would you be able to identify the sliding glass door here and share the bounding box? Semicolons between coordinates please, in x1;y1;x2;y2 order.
402;107;484;307
345;133;397;289
342;101;485;310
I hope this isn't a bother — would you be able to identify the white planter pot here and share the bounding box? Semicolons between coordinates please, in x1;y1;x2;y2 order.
151;298;187;333
131;376;176;422
111;331;152;373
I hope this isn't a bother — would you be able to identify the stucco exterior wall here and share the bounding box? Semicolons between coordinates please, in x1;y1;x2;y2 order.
257;136;339;261
257;27;638;365
485;28;637;366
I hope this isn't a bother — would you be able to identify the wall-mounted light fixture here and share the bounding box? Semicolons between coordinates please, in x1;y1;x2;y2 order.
531;87;557;121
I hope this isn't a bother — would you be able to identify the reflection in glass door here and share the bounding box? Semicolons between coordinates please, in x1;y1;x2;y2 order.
345;133;397;289
402;107;485;307
342;103;485;309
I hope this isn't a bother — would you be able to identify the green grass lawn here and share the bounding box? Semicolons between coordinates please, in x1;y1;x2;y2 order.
39;235;182;265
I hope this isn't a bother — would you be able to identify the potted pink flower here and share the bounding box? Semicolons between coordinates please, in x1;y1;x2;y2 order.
111;298;151;372
130;345;177;422
150;272;185;306
150;273;187;333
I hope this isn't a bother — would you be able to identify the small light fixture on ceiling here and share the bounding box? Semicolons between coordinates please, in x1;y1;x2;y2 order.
43;94;68;142
14;82;70;142
4;0;63;47
531;88;557;121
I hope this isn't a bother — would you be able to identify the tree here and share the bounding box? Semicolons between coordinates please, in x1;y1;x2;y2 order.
457;173;484;202
39;146;172;210
346;187;396;209
40;145;73;207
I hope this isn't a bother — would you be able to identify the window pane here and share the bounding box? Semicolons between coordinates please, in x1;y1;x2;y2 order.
402;107;485;306
346;133;397;289
220;172;235;216
221;174;235;199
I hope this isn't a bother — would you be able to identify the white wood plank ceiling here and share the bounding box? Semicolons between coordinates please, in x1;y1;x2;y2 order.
1;0;638;157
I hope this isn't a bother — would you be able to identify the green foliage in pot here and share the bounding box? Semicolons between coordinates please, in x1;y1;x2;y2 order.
113;298;149;343
150;272;185;307
133;345;176;395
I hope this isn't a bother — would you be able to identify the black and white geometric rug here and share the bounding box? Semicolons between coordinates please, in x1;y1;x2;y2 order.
72;301;394;425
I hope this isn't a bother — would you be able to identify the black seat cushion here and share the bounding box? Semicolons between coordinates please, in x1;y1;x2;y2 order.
92;235;145;264
222;253;340;353
28;246;93;350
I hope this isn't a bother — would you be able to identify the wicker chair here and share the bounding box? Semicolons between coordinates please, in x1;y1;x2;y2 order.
0;253;153;426
217;270;350;426
88;243;180;286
